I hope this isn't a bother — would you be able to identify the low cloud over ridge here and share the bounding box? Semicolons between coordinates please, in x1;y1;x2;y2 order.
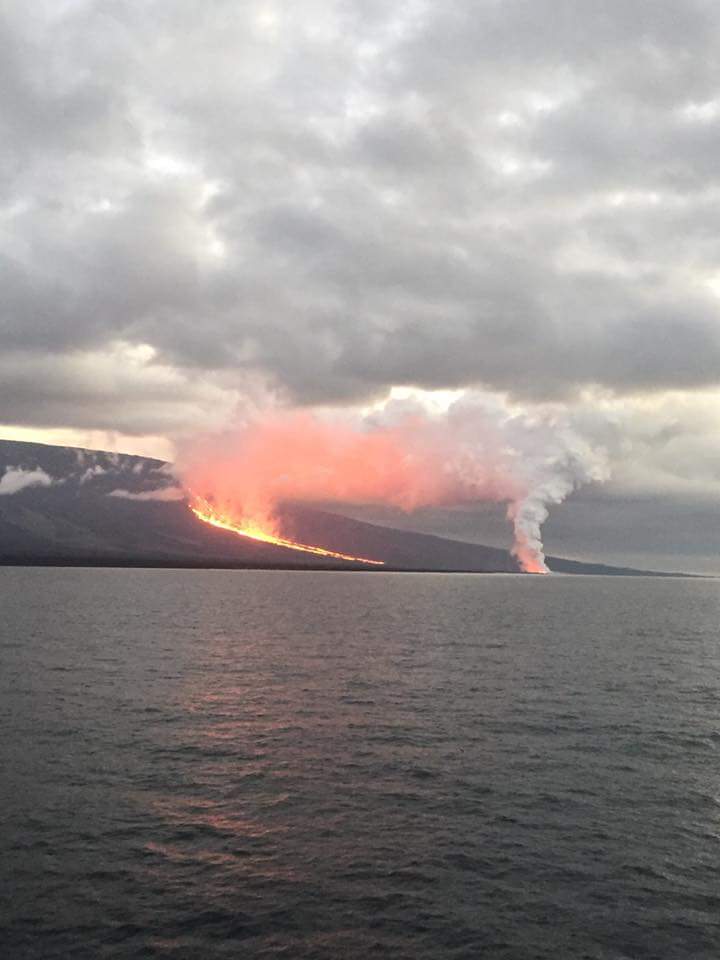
0;467;53;496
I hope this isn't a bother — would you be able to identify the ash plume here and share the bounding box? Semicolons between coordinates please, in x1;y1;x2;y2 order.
177;398;608;572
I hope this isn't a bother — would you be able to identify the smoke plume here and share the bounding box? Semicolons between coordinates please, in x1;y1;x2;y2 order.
177;397;608;572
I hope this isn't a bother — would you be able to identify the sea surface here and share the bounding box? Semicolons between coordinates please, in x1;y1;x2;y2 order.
2;569;720;959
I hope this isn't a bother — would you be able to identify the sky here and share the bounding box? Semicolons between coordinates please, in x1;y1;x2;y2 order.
2;0;720;572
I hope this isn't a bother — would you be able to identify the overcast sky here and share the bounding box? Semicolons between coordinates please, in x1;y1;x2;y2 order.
2;0;720;571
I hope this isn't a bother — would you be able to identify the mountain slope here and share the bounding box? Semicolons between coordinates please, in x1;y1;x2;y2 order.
0;438;671;574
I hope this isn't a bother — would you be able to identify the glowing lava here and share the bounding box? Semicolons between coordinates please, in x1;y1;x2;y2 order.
189;496;385;566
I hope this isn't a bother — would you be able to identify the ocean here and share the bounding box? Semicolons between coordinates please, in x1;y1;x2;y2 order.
2;568;719;958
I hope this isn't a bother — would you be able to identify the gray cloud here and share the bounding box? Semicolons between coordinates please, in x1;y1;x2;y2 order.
2;1;720;532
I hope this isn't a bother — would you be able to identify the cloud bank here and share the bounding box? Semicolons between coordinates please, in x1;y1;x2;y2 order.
2;1;720;416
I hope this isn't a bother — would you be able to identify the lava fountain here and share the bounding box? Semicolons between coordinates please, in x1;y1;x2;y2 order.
189;495;385;566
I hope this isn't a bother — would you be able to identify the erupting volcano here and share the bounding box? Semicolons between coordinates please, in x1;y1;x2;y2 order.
178;404;608;573
190;495;385;565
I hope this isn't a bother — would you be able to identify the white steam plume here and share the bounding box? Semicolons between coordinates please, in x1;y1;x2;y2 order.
179;392;610;572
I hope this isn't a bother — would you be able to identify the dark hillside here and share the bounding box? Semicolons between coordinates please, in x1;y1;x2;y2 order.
0;439;675;575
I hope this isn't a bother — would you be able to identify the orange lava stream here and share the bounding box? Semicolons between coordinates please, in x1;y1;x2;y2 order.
189;498;385;566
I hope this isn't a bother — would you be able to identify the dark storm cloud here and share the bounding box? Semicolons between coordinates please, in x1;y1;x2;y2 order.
2;0;720;415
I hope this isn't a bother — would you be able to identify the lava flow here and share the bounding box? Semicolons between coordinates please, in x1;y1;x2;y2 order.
189;497;385;566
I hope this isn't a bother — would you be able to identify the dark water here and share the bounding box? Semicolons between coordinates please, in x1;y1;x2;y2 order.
2;569;720;959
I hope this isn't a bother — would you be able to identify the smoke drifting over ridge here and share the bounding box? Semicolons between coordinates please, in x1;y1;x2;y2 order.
178;399;608;572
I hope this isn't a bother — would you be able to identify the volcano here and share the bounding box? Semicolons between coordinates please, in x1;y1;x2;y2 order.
0;438;674;575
